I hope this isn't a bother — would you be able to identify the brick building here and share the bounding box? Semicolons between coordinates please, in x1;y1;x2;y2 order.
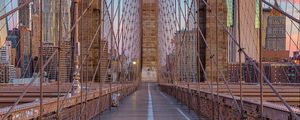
78;0;107;82
39;43;57;80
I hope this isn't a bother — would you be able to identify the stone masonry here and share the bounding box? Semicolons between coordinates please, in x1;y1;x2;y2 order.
205;0;228;82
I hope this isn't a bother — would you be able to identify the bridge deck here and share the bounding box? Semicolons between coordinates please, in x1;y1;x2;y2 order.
96;83;204;120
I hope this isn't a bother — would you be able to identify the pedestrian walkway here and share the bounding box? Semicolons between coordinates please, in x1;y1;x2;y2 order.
95;83;205;120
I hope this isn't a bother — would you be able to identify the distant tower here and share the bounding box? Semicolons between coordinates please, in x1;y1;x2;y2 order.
205;0;228;82
141;0;158;82
18;0;32;77
78;0;107;82
265;2;286;51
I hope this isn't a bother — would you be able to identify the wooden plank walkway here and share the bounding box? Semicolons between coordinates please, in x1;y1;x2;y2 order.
95;83;204;120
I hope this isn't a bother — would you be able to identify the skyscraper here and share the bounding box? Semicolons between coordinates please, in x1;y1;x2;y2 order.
265;5;286;51
27;0;72;81
78;0;106;82
0;64;16;83
17;0;32;77
6;28;19;66
261;3;288;62
0;43;10;64
141;0;158;82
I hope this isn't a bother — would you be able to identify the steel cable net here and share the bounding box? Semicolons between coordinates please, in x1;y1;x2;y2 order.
103;0;141;61
157;0;300;119
227;0;300;83
0;0;141;119
102;0;141;83
158;0;198;83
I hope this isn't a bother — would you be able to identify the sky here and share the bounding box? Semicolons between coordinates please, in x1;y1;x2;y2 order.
4;0;18;30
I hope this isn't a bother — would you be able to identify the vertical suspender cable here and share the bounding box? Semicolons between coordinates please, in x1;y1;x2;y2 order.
109;0;114;111
98;0;102;115
215;0;220;119
259;0;264;119
56;0;62;119
185;0;191;113
73;0;82;117
39;0;44;119
80;0;84;118
237;0;244;118
296;3;300;51
210;1;215;118
85;0;90;118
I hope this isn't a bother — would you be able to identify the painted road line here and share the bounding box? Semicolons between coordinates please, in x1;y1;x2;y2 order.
148;83;154;120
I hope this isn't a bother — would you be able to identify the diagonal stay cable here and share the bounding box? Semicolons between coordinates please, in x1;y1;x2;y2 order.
57;20;103;114
0;0;32;21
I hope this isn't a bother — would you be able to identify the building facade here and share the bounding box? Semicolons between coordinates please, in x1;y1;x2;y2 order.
265;7;286;51
78;0;107;82
262;4;288;62
6;28;20;66
0;43;10;64
39;43;57;80
0;64;16;83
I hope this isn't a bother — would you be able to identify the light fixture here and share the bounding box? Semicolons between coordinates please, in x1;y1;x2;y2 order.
132;61;137;65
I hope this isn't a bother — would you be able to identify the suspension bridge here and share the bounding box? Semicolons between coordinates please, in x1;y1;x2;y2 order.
0;0;299;119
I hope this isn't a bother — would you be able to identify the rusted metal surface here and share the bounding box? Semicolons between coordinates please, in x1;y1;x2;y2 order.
159;83;300;120
0;83;137;120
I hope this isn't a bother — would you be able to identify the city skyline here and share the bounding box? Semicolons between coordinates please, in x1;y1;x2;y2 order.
0;0;299;55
